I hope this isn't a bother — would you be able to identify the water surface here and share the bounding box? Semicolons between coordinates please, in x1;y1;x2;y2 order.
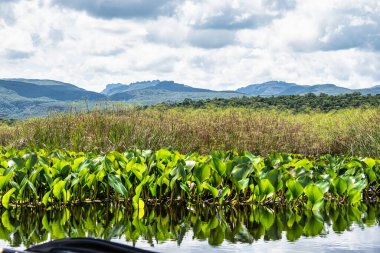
0;203;379;252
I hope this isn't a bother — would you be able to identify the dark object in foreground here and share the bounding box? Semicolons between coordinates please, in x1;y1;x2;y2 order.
2;238;156;253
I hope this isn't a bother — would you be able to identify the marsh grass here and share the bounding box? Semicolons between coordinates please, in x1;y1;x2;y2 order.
0;107;379;156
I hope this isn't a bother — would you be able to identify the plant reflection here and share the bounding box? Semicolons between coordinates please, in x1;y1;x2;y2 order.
0;203;379;248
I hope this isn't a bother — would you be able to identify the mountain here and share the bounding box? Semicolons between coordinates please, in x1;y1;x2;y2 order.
102;80;242;104
236;81;354;96
1;78;380;119
1;79;105;101
358;85;380;95
236;81;300;96
0;79;106;119
102;80;160;95
102;80;214;95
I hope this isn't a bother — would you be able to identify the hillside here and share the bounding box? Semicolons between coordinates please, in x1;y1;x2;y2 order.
236;81;354;96
103;80;218;95
358;85;380;95
0;79;105;101
0;79;105;119
103;80;242;104
102;80;160;95
1;78;380;119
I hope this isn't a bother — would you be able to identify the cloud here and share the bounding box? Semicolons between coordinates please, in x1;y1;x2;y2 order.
179;0;297;31
48;28;65;44
1;0;380;92
187;29;236;48
318;10;380;51
51;0;179;20
93;48;125;57
31;33;42;47
4;49;34;60
276;1;380;52
0;0;20;25
262;0;297;11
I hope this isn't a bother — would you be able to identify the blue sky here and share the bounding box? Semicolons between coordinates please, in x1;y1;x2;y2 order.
0;0;379;91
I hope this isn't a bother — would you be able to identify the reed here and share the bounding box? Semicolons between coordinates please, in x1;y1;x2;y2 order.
0;107;379;156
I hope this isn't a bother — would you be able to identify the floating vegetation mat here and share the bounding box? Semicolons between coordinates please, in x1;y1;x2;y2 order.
0;148;379;211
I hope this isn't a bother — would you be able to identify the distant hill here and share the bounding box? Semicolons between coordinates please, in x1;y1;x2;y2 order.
102;80;215;95
102;80;242;103
4;78;79;87
102;80;160;95
0;79;105;119
358;85;380;95
236;81;354;96
0;79;105;101
1;78;380;119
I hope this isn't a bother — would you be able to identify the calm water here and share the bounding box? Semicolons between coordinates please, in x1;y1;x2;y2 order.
0;203;379;252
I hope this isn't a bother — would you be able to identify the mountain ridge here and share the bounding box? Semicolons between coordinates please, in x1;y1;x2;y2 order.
1;78;380;119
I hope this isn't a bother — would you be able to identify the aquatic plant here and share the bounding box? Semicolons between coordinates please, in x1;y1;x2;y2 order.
0;148;379;211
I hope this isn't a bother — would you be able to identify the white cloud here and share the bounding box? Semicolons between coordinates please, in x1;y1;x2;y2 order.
0;0;380;92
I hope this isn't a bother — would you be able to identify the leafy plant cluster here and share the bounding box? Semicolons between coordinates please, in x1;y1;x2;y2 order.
0;148;379;211
0;203;379;248
158;93;380;112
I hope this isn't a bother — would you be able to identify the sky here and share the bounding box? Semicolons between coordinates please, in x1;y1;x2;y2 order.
0;0;380;92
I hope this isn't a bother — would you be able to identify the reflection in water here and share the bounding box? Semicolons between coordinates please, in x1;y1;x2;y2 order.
0;203;379;249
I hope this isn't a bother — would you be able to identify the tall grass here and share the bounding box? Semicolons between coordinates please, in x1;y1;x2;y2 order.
0;107;379;156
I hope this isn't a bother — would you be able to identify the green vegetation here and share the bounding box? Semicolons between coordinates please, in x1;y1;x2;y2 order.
0;148;378;210
0;203;379;248
159;93;380;112
1;107;380;156
0;101;379;248
0;118;16;126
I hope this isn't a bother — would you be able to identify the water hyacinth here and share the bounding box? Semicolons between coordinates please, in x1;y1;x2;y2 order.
0;147;379;211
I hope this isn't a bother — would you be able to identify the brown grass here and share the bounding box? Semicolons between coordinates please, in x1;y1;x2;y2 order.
1;107;379;156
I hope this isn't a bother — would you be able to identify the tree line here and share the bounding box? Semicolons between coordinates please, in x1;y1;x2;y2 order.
156;92;380;112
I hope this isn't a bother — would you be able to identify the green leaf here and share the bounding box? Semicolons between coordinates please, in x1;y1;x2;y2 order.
351;179;368;192
1;210;14;232
209;225;224;246
218;187;230;204
132;176;150;209
202;182;219;198
237;178;249;192
156;149;172;161
347;189;362;204
211;156;226;176
364;158;376;169
194;164;211;182
286;179;304;201
332;178;348;195
24;153;37;169
42;191;51;206
53;180;66;201
259;207;275;229
231;164;252;181
365;168;377;184
180;182;190;196
297;175;312;188
0;172;14;190
267;169;283;191
315;180;330;194
244;151;261;164
108;174;128;197
304;184;324;208
304;215;323;236
257;179;275;201
2;188;16;209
